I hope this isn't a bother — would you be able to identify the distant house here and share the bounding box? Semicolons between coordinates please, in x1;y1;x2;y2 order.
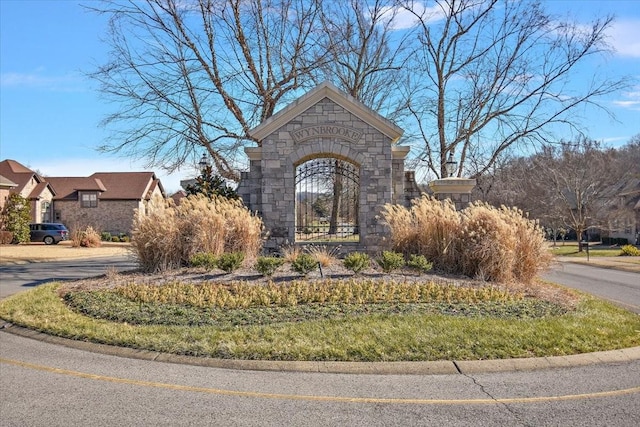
605;178;640;244
47;172;166;235
170;189;187;206
0;159;56;222
0;159;166;235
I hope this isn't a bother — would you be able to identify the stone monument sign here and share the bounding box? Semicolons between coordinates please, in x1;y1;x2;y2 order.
238;82;416;253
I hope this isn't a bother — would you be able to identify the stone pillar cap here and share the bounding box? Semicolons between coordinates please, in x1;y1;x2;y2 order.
429;177;477;194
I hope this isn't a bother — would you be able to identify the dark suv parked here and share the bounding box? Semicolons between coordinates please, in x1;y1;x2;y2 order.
29;223;69;245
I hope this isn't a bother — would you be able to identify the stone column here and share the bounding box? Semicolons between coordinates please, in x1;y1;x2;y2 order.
391;146;410;205
429;177;476;210
238;147;263;213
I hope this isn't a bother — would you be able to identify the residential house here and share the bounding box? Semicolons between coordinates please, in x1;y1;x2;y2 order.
0;159;56;222
170;189;187;206
47;172;166;235
1;159;166;235
605;178;640;244
0;174;18;212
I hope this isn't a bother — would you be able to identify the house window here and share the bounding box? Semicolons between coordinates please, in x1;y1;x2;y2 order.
41;201;51;222
81;193;98;208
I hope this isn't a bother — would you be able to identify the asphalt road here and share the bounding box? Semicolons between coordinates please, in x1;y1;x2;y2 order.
1;258;639;426
0;255;137;299
541;260;640;314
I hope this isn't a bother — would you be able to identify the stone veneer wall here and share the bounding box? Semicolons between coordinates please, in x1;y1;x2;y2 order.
54;199;144;235
428;178;477;210
240;97;408;254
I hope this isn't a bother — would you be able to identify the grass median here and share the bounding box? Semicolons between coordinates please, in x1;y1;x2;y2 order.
1;277;639;362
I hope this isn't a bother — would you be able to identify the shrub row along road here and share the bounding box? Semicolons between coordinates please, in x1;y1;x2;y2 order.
1;258;639;426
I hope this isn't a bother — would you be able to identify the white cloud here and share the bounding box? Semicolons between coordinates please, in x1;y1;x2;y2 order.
612;85;640;111
0;70;82;91
607;19;640;58
380;2;448;30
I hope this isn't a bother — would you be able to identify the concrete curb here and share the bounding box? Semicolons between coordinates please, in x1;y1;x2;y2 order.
3;321;639;375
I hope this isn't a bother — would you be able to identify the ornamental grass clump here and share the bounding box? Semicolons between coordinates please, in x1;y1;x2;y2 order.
382;195;460;273
71;226;102;248
131;194;263;272
305;244;340;267
458;203;517;282
382;196;551;283
496;205;552;283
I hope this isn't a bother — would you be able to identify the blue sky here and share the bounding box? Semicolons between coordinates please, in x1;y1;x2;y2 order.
1;0;639;193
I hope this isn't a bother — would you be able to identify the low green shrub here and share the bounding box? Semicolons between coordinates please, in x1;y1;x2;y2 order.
406;254;433;273
101;279;524;309
376;250;405;273
111;236;121;242
217;252;244;273
344;252;370;274
101;232;112;241
291;253;317;276
255;256;285;277
620;244;640;256
189;252;218;269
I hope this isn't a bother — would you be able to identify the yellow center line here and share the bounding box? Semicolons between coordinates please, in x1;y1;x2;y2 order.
2;357;638;405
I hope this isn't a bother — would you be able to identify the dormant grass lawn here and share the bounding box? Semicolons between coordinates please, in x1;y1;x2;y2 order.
1;275;638;362
549;242;631;257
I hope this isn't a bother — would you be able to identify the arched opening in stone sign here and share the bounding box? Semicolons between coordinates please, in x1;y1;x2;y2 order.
295;157;360;243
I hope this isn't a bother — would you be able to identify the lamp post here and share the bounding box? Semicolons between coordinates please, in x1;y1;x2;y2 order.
429;150;475;210
198;153;210;173
445;151;457;178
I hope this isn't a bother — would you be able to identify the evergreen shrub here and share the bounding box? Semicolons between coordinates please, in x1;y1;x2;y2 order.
343;252;370;274
217;252;244;273
376;250;405;273
255;256;285;277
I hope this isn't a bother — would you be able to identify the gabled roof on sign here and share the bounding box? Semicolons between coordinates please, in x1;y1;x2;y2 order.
249;81;404;142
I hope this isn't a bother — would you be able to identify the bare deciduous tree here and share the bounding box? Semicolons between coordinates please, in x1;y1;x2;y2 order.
89;0;325;180
399;0;628;178
318;0;410;118
479;138;625;249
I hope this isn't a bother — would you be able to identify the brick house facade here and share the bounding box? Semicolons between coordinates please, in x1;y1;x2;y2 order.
0;159;165;235
0;159;56;223
47;172;165;235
